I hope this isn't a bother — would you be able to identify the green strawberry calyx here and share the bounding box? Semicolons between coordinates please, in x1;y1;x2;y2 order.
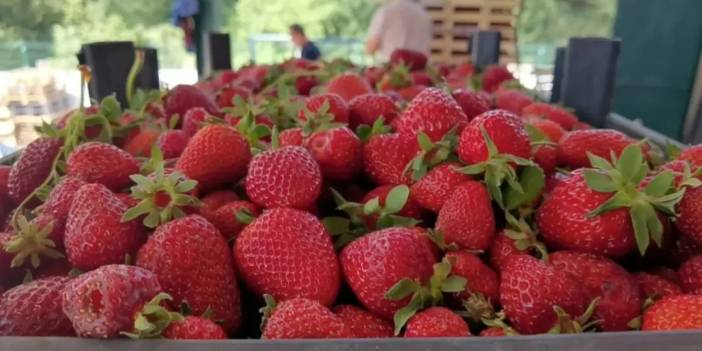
299;100;345;137
122;292;183;339
583;144;688;255
503;212;549;260
548;298;601;334
481;311;520;336
356;117;392;143
460;292;495;324
122;146;201;228
258;294;278;332
384;256;467;335
404;130;458;182
4;215;63;269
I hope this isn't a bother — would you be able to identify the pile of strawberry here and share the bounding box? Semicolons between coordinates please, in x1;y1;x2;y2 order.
1;48;702;340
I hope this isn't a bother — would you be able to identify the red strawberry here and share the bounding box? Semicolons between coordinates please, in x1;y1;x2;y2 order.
411;71;433;86
66;142;139;191
163;316;227;339
679;255;702;295
363;133;419;185
489;230;529;272
304;127;362;181
8;137;62;203
522;102;579;130
0;165;11;205
398;84;427;101
446;251;499;303
348;93;399;129
124;126;160;157
164;85;218;121
457;109;531;165
41;177;87;223
326;73;373;102
182;107;213;137
675;185;702;245
410;163;470;213
235;208;340;306
0;276;73;336
279;128;304;147
333;305;393;338
480;327;507;337
199;190;239;222
215;85;252;108
295;75;318;96
61;264;162;338
136;215;242;333
299;93;349;123
394;88;468;141
210;200;259;240
494;89;533;115
64;183;146;270
0;232;23;285
550;251;642;331
678;145;702;168
245;146;321;209
157;130;189;159
340;227;436;320
452;89;490;121
525;117;566;142
533;144;559;175
262;297;349;339
404;307;471;337
482;65;514;93
447;62;475;80
633;272;682;299
435;181;495;250
642;295;702;331
175;124;252;192
390;49;428;71
536;170;636;257
500;255;587;334
558;129;637;169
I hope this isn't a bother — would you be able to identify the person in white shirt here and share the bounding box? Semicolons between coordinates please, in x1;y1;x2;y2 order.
365;0;433;61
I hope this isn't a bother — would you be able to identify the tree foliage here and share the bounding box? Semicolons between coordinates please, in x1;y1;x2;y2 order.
518;0;617;45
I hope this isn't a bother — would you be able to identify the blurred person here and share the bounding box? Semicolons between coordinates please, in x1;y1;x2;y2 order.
290;24;321;61
366;0;432;61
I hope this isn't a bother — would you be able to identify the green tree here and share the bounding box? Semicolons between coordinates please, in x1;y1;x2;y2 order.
518;0;617;45
0;0;64;41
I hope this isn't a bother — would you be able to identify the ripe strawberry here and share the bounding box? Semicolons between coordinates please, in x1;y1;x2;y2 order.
64;183;146;270
304;127;362;181
678;145;702;168
295;75;318;96
671;233;702;265
136;215;242;333
447;62;475;80
0;276;73;336
66;142;139;191
3;213;66;270
363;133;419;185
41;177;87;224
411;71;432;86
61;264;162;338
452;89;490;121
536;170;636;257
525;117;566;142
404;307;471;337
410;163;470;213
633;272;682;299
235;208;340;306
675;185;702;245
642;295;702;331
558;129;637;169
279;128;304;147
182;107;213;137
435;181;495;250
390;49;428;71
550;251;642;331
446;251;499;303
679;255;702;295
348;93;399;129
0;232;23;285
481;65;514;93
340;227;436;320
457;109;531;165
175;124;252;192
489;230;529;272
0;165;11;208
8;137;62;203
299;93;349;123
394;88;468;141
164;85;219;122
500;255;587;334
215;85;252;108
333;305;393;338
494;89;533;115
157;130;189;159
480;327;507;337
262;297;349;339
199;190;239;222
245;146;321;209
163;316;227;339
210;200;260;240
397;84;427;101
124;126;160;157
522;103;578;130
533;144;559;175
326;73;373;102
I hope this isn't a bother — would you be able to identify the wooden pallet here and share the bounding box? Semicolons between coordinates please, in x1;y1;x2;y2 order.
421;0;521;65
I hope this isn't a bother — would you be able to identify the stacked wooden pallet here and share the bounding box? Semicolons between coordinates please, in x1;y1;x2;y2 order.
420;0;521;65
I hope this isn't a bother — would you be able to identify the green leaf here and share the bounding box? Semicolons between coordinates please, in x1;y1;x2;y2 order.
525;123;548;142
587;152;613;170
392;293;423;336
235;209;255;225
583;170;617;193
321;217;351;236
479;124;499;157
417;132;434;151
630;203;651;255
505;165;546;210
356;124;372;142
644;171;674;197
384;279;418;301
588;191;632;217
122;200;152;222
384;185;410;214
100;95;122;121
616;145;645;181
363;197;381;216
440;276;467;293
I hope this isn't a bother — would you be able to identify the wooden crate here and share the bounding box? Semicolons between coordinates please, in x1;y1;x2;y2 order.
421;0;521;65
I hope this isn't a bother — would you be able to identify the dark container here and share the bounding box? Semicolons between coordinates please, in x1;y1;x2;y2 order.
471;30;502;71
